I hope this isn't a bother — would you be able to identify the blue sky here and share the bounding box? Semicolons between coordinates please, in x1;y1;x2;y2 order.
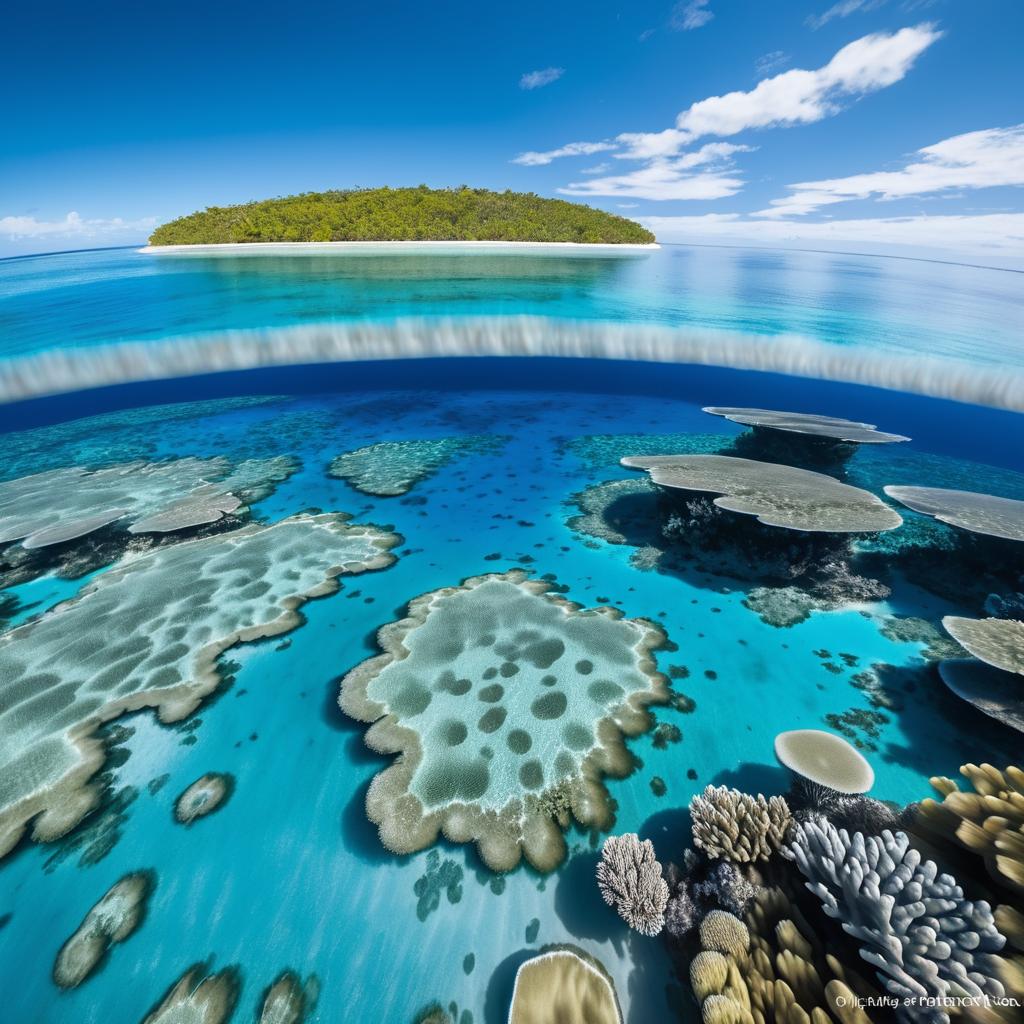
2;0;1022;263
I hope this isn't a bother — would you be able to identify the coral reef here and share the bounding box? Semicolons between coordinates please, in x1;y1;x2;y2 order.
52;870;153;988
774;730;875;795
915;764;1024;895
883;486;1024;544
0;455;296;550
596;833;669;937
689;889;876;1024
339;570;668;871
141;964;240;1024
508;946;622;1024
561;432;726;470
173;773;234;825
622;455;902;533
328;435;507;496
703;407;909;444
566;477;659;548
257;969;317;1024
689;785;792;863
786;820;1006;1019
938;660;1024;733
942;617;1024;676
0;513;400;860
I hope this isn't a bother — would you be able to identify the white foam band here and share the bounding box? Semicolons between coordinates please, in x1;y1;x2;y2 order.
1;315;1022;412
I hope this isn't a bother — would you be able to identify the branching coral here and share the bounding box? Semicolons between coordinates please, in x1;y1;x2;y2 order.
785;820;1006;1021
596;833;669;937
690;786;792;863
689;890;874;1024
915;764;1024;895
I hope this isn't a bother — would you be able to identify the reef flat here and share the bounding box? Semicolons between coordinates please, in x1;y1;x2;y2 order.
0;513;399;859
339;570;668;871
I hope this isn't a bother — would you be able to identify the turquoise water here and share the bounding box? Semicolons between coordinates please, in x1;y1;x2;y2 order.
0;247;1023;1023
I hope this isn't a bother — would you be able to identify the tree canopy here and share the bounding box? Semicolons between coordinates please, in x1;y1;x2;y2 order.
148;186;656;245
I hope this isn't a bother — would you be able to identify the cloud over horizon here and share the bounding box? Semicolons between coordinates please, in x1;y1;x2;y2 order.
0;211;157;242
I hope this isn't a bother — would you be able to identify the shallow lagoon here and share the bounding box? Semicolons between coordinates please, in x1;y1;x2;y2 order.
0;246;1023;1024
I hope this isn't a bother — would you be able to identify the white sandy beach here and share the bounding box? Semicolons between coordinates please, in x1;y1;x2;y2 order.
139;240;660;256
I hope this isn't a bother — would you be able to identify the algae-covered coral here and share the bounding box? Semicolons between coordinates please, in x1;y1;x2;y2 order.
52;870;154;988
328;435;507;496
339;570;668;870
0;513;399;859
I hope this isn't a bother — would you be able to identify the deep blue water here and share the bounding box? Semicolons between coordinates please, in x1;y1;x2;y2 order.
0;246;1022;1024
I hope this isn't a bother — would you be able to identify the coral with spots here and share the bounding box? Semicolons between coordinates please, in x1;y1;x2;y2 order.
339;571;668;871
689;785;792;863
785;820;1006;1021
0;513;399;860
596;833;669;937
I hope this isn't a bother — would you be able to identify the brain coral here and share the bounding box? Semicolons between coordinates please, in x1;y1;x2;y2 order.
339;570;668;871
621;455;902;533
0;513;399;860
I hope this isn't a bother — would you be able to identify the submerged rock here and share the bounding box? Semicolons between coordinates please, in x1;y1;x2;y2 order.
173;773;234;825
257;969;316;1024
339;570;669;871
0;513;400;861
52;870;153;988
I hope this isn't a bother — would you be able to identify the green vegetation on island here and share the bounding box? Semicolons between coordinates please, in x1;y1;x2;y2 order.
147;186;656;246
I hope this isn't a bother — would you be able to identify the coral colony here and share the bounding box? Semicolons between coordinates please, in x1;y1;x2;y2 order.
2;394;1024;1024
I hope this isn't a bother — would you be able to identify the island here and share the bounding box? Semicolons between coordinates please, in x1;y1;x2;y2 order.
145;186;656;248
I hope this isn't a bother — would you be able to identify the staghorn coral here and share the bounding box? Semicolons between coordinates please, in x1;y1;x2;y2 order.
596;833;669;937
690;785;792;863
786;819;1006;1021
915;763;1024;895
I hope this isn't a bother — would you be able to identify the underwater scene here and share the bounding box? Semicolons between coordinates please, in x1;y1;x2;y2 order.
1;245;1023;1024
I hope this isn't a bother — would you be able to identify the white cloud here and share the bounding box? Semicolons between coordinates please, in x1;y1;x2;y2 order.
511;140;616;166
0;211;157;240
639;211;1024;264
519;67;565;90
580;162;612;174
758;125;1024;217
807;0;887;31
560;143;749;200
512;25;941;203
755;50;790;77
672;23;940;143
670;0;714;31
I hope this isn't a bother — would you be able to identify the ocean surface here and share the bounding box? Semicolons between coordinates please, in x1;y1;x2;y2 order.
0;244;1022;1024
